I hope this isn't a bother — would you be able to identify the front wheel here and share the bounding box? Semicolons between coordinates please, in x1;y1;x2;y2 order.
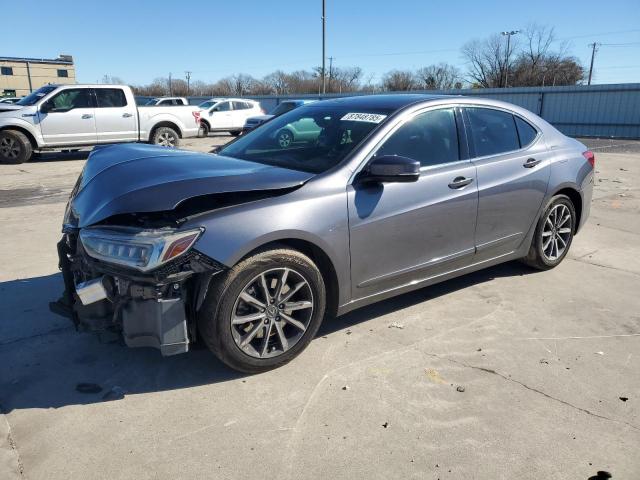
522;194;576;270
198;248;326;373
151;126;180;147
0;130;33;164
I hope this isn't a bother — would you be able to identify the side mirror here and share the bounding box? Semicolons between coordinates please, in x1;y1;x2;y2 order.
360;155;420;183
40;101;51;114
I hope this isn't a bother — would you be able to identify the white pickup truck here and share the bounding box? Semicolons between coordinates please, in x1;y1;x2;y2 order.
0;84;201;164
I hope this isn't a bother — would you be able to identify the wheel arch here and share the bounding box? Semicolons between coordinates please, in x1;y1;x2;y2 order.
550;185;583;234
149;121;183;141
0;125;39;149
234;238;340;318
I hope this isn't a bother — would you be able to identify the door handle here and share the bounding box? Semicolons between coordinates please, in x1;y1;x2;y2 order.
448;176;474;189
523;157;541;168
122;113;133;118
81;114;93;119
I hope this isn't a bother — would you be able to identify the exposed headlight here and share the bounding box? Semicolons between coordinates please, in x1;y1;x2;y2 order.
80;227;203;272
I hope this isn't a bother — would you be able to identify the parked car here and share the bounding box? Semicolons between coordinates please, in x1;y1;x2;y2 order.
0;97;21;104
198;98;263;136
0;84;201;164
52;94;594;372
242;99;317;134
144;96;189;106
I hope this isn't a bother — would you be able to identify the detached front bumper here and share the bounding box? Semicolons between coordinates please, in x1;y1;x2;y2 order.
51;231;225;356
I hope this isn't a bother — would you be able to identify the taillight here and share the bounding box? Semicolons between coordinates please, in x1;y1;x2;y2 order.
192;111;201;124
582;150;595;168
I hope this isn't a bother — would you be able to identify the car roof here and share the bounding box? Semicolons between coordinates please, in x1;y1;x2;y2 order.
308;94;448;111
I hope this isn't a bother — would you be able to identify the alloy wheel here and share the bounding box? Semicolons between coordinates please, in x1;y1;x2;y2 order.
0;137;20;160
157;132;176;147
230;267;314;359
541;203;572;261
278;131;292;148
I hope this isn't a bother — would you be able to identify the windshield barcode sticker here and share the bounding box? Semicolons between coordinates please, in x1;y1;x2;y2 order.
341;112;387;123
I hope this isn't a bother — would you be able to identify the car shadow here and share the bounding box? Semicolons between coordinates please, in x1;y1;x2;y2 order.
30;150;91;163
0;261;535;413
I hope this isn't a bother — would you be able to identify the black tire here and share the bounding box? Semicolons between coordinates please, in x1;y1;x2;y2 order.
522;194;576;270
0;130;32;164
198;248;326;373
276;129;294;148
151;126;180;147
199;122;210;137
230;130;242;137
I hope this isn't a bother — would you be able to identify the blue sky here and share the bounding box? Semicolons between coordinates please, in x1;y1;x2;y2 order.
2;0;639;85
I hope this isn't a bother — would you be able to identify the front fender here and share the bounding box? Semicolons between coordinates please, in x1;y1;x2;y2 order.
0;119;43;147
184;185;352;305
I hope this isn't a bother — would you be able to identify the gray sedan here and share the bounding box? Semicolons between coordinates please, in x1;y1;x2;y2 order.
54;94;594;372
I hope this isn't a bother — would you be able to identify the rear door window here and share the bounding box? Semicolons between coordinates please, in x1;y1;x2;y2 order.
466;107;519;157
95;88;127;107
514;116;538;148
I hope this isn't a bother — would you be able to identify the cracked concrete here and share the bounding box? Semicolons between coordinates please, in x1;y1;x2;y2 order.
0;138;638;479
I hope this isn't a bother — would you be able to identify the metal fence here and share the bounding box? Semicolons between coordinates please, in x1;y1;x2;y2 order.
141;83;640;139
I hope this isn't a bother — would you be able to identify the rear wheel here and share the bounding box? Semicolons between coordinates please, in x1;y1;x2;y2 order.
199;122;210;137
230;130;242;137
151;126;180;147
522;194;576;270
0;130;32;164
198;248;326;373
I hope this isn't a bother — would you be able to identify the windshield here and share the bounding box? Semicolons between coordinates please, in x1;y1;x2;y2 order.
16;85;57;106
145;98;160;105
218;105;393;174
269;102;299;116
198;100;217;109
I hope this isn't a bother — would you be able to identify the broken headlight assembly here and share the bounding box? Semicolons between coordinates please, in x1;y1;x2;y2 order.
79;226;204;272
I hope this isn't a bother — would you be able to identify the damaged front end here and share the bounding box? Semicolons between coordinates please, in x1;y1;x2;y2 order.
51;225;225;356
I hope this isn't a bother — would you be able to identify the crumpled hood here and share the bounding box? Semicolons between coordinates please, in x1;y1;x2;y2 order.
71;143;313;227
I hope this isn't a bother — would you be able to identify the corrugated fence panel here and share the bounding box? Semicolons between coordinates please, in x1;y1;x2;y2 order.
138;83;640;138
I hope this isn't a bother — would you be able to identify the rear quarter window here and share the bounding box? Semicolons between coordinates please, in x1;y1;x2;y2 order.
515;116;538;148
466;107;520;157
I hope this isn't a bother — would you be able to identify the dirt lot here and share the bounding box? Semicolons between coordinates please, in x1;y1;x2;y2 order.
1;137;639;480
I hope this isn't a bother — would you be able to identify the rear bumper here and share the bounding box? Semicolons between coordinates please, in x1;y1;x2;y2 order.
51;232;225;356
578;170;594;233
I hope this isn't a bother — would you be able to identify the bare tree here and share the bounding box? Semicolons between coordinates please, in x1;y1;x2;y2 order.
461;34;509;88
262;70;290;95
462;26;584;88
381;70;415;91
415;63;461;90
101;74;124;85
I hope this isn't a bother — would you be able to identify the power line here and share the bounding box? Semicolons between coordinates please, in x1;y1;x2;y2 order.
599;42;640;47
559;28;640;41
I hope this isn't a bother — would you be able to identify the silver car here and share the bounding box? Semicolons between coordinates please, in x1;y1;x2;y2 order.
54;94;594;372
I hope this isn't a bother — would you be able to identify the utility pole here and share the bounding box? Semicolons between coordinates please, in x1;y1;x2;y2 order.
168;72;173;96
185;71;192;96
587;43;599;85
321;0;326;94
328;56;334;93
501;30;519;88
